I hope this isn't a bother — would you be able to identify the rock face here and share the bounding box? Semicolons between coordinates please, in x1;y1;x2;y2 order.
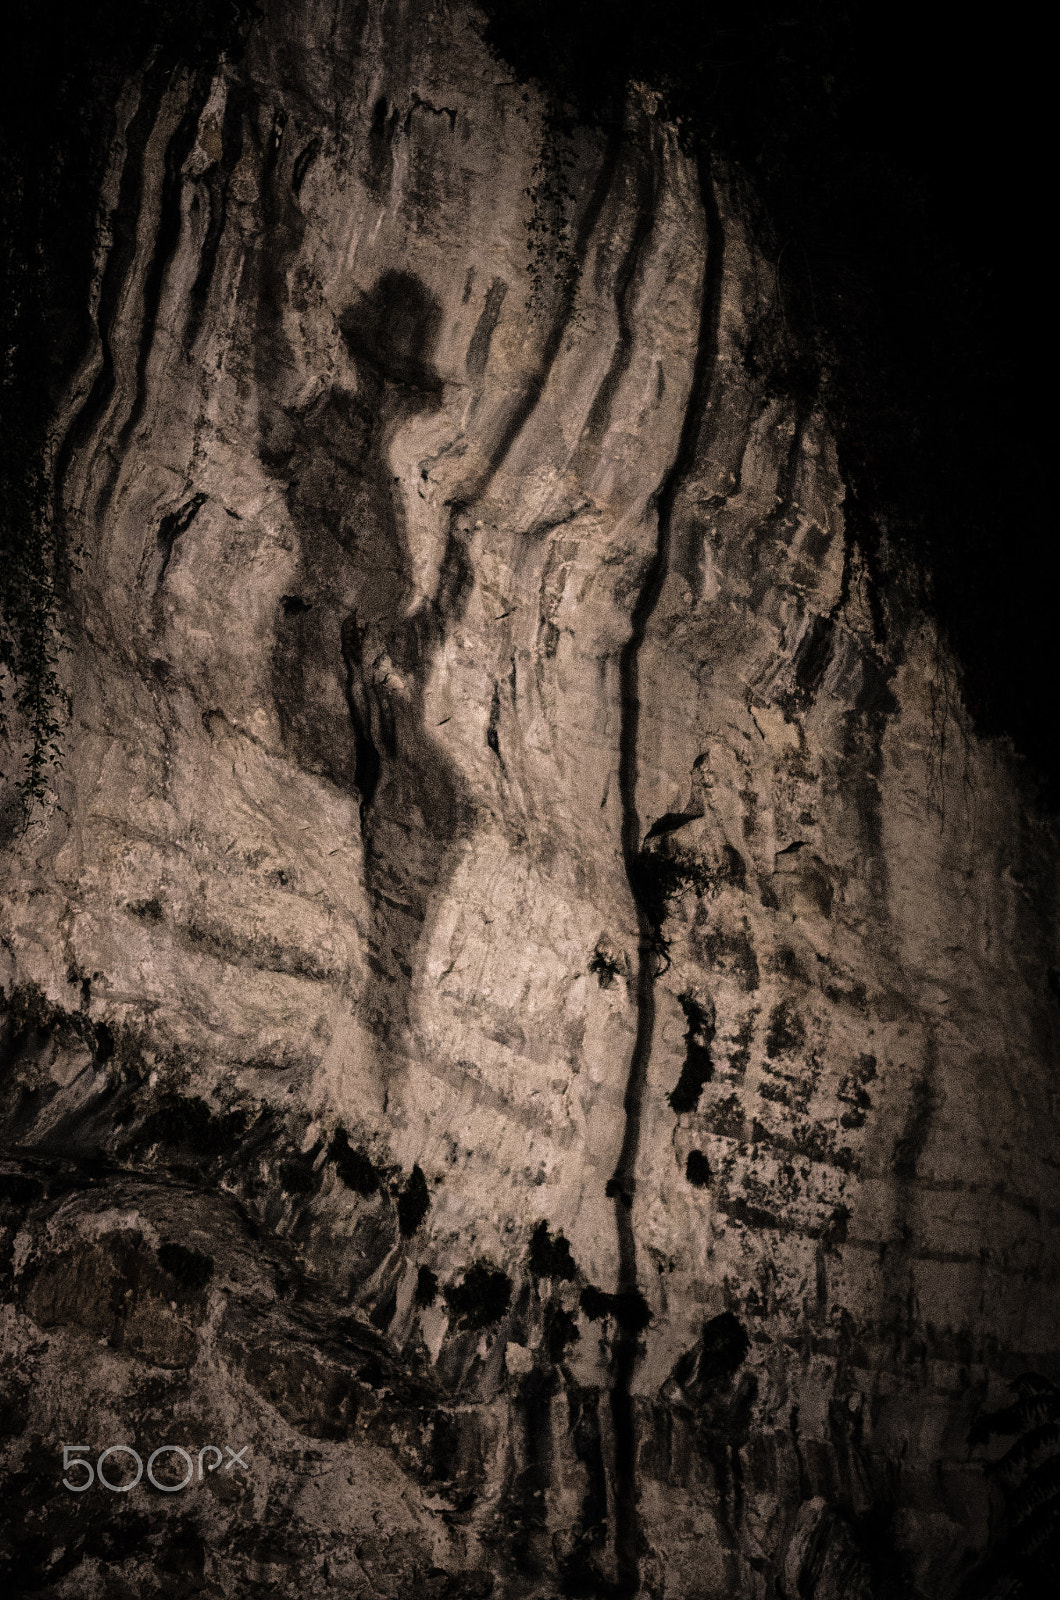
2;3;1058;1596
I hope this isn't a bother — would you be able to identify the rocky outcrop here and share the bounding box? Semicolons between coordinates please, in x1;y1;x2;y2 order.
2;3;1058;1596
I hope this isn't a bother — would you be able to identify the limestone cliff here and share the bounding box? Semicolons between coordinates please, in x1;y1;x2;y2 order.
2;3;1058;1596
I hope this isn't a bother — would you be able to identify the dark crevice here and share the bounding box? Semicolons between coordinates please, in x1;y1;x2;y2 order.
486;681;502;760
465;276;508;381
605;155;725;1596
156;492;206;585
668;992;715;1113
791;610;835;704
340;614;383;816
567;113;657;474
292;135;322;195
183;83;246;355
97;75;211;523
53;78;167;505
473;108;624;503
746;401;808;608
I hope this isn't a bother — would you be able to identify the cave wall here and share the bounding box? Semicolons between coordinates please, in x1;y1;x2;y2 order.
1;2;1058;1596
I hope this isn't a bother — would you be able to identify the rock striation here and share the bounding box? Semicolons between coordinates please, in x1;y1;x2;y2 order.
1;2;1058;1595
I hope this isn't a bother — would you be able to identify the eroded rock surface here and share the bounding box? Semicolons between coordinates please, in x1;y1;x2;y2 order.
2;3;1058;1596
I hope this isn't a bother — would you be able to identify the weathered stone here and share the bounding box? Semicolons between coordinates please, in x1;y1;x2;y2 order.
1;2;1057;1595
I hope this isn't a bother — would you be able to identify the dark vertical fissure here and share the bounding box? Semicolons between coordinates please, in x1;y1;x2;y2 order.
474;107;624;499
607;156;725;1595
96;74;211;523
52;78;167;510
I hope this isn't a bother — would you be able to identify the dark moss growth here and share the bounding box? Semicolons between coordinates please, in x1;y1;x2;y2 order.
588;946;623;988
545;1305;580;1362
156;1241;214;1291
126;897;164;922
579;1285;652;1333
758;1079;790;1106
278;1151;320;1195
699;1311;750;1379
133;1094;247;1160
697;924;760;992
528;1220;577;1281
765;999;805;1058
415;1265;439;1308
396;1165;430;1235
704;1092;744;1141
685;1151;711;1188
444;1261;513;1331
668;992;715;1114
328;1127;379;1195
728;1013;756;1074
630;846;712;928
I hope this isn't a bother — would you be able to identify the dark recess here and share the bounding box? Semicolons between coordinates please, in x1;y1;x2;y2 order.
668;992;716;1113
528;1219;578;1280
328;1127;380;1195
157;1240;214;1291
414;1264;439;1307
685;1150;711;1187
477;0;1053;802
396;1164;430;1235
444;1260;513;1330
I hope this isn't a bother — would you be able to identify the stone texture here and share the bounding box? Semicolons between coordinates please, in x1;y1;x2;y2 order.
1;2;1058;1595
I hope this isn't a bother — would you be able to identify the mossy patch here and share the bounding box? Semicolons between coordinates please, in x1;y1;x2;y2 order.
588;946;623;988
696;923;760;991
630;846;713;928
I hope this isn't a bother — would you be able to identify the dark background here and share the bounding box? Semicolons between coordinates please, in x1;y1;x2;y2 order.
478;0;1053;801
2;0;1053;801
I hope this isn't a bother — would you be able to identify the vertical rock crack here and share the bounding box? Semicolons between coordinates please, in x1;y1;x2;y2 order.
607;156;725;1595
